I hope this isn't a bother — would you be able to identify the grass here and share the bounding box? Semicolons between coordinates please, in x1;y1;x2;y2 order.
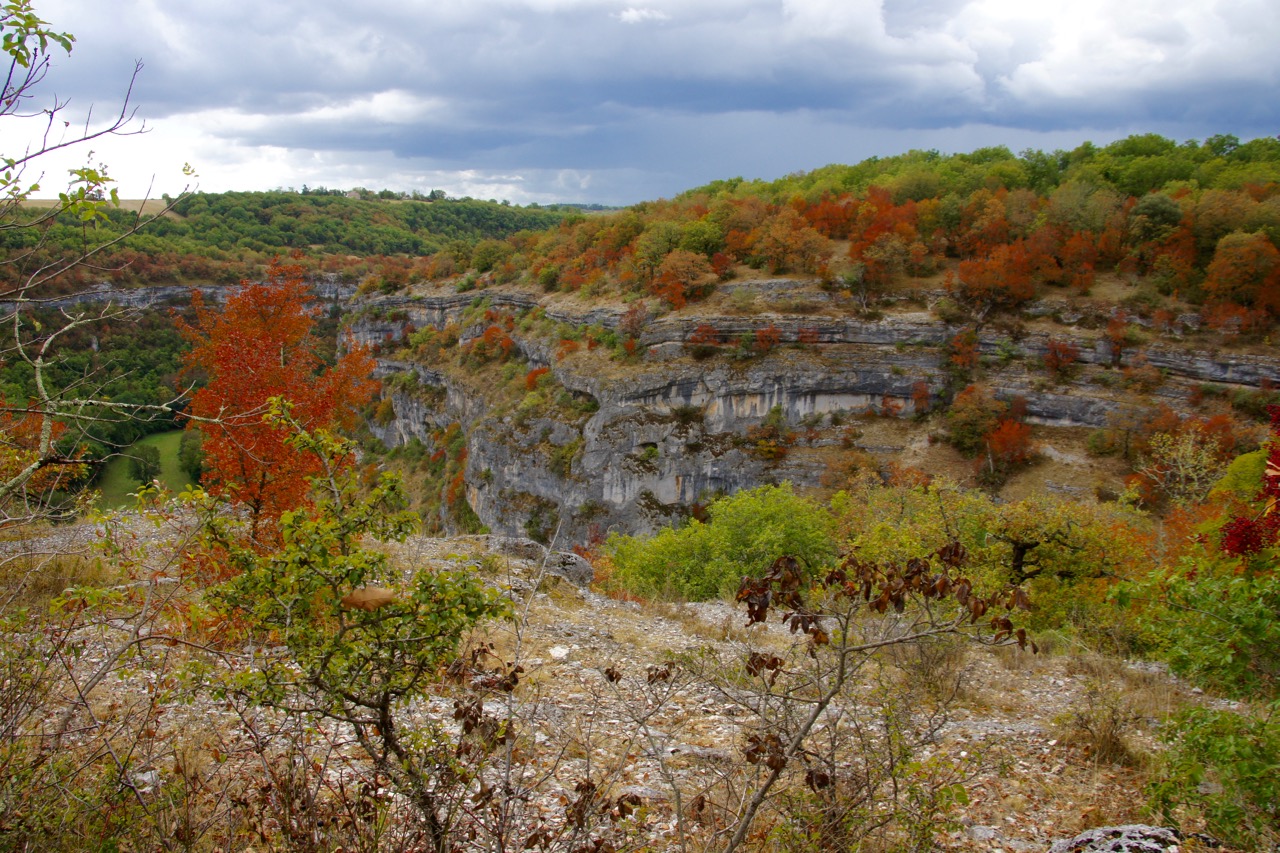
95;430;194;508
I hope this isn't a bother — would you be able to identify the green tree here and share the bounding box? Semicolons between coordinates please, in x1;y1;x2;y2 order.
208;412;509;851
178;428;204;480
128;444;161;484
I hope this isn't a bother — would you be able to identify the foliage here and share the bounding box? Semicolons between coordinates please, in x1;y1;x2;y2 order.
1147;702;1280;848
1133;407;1280;848
0;1;190;526
0;305;189;454
1129;428;1233;508
21;190;568;291
208;415;509;851
604;483;837;600
1042;338;1081;378
1139;551;1280;697
178;257;377;540
944;384;1001;456
128;443;161;483
833;477;1149;649
177;427;204;479
1203;231;1280;314
950;240;1035;313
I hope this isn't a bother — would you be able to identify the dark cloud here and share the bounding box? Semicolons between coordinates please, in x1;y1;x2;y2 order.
19;0;1280;205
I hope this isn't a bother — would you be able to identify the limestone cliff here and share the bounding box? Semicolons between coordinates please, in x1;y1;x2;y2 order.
351;279;1280;543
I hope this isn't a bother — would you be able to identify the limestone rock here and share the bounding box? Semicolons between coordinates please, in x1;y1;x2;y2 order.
347;281;1280;544
486;536;594;586
1047;824;1208;853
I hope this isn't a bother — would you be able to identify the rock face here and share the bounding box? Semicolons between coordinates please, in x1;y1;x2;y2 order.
350;282;1280;542
4;276;359;312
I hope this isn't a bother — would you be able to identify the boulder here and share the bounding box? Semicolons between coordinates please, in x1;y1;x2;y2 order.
1047;824;1217;853
486;536;594;586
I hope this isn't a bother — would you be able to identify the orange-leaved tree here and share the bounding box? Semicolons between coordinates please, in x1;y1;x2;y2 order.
179;258;377;541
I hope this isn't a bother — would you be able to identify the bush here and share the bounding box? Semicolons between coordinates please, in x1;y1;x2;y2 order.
1136;553;1280;698
1147;703;1280;848
603;484;836;600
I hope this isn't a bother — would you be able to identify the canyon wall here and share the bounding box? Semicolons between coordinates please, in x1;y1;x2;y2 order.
352;281;1280;543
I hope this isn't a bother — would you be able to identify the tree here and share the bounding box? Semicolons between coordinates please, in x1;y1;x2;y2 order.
128;443;161;484
1130;429;1232;508
945;384;1001;455
0;1;191;527
950;240;1035;316
603;483;837;601
652;248;711;308
177;427;204;479
748;208;828;273
208;416;509;853
1203;231;1280;314
981;418;1034;485
179;258;377;541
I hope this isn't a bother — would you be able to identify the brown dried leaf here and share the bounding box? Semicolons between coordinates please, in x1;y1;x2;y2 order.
646;664;672;684
1008;586;1032;611
340;586;398;611
805;768;832;790
689;794;706;819
745;653;783;678
936;540;968;568
615;793;643;819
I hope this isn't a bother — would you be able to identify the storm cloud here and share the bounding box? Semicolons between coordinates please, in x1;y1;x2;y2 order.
15;0;1280;204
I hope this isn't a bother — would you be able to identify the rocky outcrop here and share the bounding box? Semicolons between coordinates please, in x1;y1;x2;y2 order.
486;536;594;586
351;281;1280;542
1047;824;1217;852
6;275;358;313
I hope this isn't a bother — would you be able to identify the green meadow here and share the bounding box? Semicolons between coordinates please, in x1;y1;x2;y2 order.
95;430;195;509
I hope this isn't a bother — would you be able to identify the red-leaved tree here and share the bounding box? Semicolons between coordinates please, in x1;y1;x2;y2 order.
179;259;377;541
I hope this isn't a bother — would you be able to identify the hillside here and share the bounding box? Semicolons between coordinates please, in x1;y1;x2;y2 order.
7;526;1225;852
348;260;1277;544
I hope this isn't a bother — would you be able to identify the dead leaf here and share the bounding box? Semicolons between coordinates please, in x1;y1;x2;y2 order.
341;586;398;611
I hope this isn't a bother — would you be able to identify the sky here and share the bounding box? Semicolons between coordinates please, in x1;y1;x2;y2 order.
5;0;1279;206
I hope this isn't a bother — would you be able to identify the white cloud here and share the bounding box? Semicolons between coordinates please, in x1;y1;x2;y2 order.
616;7;670;24
297;91;451;126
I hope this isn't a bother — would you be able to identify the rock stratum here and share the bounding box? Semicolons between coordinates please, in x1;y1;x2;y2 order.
347;279;1280;542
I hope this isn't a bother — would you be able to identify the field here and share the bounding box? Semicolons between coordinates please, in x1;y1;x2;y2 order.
95;430;194;507
22;197;176;216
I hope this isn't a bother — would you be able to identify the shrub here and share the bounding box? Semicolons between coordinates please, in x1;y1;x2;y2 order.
524;366;550;390
373;396;397;426
945;384;1000;455
754;324;783;353
603;483;837;601
1147;704;1280;849
686;323;722;360
1042;339;1081;378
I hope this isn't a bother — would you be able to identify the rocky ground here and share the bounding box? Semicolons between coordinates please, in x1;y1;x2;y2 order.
33;527;1232;852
